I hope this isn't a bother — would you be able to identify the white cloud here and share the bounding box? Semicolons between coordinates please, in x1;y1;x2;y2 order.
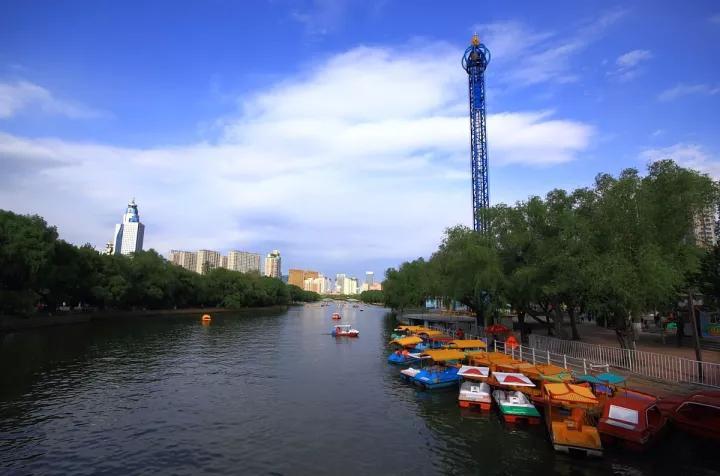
710;14;720;25
0;80;105;119
0;43;593;274
473;9;627;87
641;143;720;178
607;49;652;81
658;83;720;102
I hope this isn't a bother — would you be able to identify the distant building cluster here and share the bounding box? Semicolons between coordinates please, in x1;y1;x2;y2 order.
168;249;282;278
102;201;385;290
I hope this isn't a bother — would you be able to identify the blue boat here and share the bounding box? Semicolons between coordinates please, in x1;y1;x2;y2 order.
413;365;461;390
388;351;425;365
410;349;466;390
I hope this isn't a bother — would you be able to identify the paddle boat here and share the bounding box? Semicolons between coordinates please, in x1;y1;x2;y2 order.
597;395;667;451
495;362;573;404
489;372;541;424
390;325;428;340
400;354;431;381
543;382;603;457
457;365;491;409
331;324;359;337
657;390;720;441
411;349;465;390
446;339;487;352
388;336;424;365
331;312;342;320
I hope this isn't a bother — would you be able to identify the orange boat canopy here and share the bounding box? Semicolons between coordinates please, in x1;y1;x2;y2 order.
394;325;428;333
545;383;599;406
390;336;423;347
448;339;487;349
417;329;445;338
421;349;466;362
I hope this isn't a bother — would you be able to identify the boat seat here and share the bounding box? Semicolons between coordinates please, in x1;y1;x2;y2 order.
565;407;585;431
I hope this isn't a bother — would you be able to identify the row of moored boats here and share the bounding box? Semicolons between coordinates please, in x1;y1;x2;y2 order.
388;325;720;457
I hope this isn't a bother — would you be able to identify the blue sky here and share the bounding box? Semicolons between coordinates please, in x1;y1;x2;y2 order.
1;0;719;281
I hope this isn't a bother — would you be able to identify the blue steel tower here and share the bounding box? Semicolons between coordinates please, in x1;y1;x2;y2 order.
462;34;491;233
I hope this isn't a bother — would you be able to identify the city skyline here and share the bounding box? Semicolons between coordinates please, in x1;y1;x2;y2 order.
1;1;719;280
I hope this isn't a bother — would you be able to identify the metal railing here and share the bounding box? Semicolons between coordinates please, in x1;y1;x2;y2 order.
422;324;609;376
529;334;720;388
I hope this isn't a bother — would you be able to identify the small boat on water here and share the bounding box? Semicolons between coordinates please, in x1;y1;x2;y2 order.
492;389;541;424
457;365;491;409
657;391;720;441
331;324;359;337
597;395;667;451
388;336;424;365
412;349;465;390
331;312;342;320
460;381;492;410
490;372;541;424
543;382;603;457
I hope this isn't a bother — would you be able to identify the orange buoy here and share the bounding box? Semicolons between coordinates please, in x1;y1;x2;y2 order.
201;314;212;322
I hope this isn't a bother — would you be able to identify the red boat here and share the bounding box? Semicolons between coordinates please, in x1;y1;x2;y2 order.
331;313;341;320
657;391;720;441
597;396;667;451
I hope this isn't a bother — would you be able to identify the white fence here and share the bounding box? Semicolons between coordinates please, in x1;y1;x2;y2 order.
529;334;720;388
423;325;609;375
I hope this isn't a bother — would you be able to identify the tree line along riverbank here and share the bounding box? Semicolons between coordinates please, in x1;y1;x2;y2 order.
0;210;321;319
382;160;720;348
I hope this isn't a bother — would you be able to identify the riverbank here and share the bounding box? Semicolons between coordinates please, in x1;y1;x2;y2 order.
0;305;290;333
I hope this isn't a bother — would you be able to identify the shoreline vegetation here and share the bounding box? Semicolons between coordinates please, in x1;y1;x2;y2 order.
0;306;291;333
382;160;720;348
0;209;320;323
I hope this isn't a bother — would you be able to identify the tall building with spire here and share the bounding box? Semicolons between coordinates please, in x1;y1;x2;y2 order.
113;199;145;255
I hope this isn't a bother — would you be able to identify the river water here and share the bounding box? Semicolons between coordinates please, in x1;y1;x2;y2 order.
0;305;717;475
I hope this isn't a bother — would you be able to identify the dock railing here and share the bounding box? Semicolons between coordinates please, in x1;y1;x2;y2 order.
528;334;720;388
423;324;609;376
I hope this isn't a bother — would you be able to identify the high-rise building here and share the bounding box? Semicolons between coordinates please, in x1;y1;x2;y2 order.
112;199;145;255
362;271;375;292
290;269;319;288
303;274;329;294
288;269;306;288
264;250;281;278
228;250;262;273
196;249;222;274
693;207;717;249
335;273;346;294
169;250;197;272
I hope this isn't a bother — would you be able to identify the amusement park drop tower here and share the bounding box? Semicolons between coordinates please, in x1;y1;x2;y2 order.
462;34;491;233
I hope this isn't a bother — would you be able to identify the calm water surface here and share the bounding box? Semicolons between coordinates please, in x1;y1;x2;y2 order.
1;306;717;475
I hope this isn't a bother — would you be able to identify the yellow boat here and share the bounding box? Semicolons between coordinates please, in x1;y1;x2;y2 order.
446;339;487;351
543;383;603;457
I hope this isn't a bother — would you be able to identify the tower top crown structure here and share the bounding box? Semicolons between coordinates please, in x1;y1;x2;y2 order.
123;198;140;224
462;35;491;74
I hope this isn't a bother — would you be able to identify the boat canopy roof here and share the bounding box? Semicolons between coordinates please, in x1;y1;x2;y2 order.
448;339;487;349
458;365;490;379
492;372;535;387
390;336;423;347
577;372;626;385
417;329;445;338
544;383;599;405
421;349;466;362
334;324;353;330
394;325;427;332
